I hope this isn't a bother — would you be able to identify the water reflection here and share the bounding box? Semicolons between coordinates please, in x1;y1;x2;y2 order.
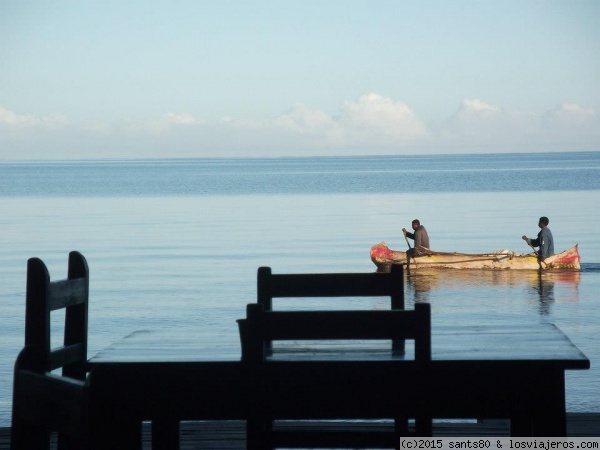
406;271;437;303
402;269;581;314
533;272;555;316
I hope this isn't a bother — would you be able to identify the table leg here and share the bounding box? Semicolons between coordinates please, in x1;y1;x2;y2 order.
509;369;567;437
87;414;142;449
152;418;180;449
247;418;273;450
88;367;143;449
533;370;567;436
510;412;533;437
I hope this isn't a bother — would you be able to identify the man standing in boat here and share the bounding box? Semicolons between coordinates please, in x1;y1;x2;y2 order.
402;219;430;258
522;216;554;262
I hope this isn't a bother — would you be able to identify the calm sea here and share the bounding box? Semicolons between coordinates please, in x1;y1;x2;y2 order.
1;152;599;426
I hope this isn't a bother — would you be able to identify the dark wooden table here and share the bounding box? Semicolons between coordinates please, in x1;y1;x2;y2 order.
87;323;589;448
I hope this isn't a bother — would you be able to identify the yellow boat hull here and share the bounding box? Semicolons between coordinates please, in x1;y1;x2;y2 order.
370;242;581;270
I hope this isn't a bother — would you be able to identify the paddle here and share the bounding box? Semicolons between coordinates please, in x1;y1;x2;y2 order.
525;239;546;269
403;230;412;250
403;228;413;269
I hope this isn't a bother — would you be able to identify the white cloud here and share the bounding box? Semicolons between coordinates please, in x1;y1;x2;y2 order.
439;98;600;152
538;103;599;149
341;93;423;127
39;113;71;130
211;95;428;152
338;93;428;144
269;104;343;148
457;98;502;116
0;106;72;130
445;98;540;140
0;106;38;127
273;103;337;134
0;97;598;159
121;112;203;135
81;119;113;135
544;103;596;124
162;112;201;125
266;94;428;148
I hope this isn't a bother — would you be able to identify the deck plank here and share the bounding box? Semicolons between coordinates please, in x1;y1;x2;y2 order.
1;414;598;449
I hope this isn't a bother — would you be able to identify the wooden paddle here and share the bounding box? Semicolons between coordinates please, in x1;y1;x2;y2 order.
525;240;546;269
403;228;413;270
403;231;412;250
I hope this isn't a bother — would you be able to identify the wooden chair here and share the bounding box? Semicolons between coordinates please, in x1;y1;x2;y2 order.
257;265;405;311
238;302;432;448
257;265;406;351
11;251;90;450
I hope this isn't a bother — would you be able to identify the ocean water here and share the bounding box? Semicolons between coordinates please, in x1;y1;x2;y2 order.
0;152;599;426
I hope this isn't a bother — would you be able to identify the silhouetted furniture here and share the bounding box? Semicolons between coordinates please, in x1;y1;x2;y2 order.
11;251;90;450
86;321;589;449
257;265;405;351
238;302;432;448
87;333;254;450
257;265;405;311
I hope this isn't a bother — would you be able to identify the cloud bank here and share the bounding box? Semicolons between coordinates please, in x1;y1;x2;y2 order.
0;95;598;159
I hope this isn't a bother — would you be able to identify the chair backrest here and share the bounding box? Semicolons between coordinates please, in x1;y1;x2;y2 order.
12;252;90;448
257;264;405;311
239;302;431;363
24;251;89;379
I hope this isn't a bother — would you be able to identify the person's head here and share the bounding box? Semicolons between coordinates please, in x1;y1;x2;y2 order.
412;219;420;230
538;216;549;228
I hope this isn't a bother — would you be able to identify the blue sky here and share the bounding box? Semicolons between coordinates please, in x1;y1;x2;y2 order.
1;0;599;159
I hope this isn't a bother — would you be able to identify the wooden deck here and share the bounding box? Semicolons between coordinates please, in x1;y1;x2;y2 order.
1;414;598;449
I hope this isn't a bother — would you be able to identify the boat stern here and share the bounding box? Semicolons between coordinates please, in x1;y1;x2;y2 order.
547;244;581;270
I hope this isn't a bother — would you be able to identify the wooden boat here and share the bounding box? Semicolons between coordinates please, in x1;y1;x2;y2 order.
370;242;580;270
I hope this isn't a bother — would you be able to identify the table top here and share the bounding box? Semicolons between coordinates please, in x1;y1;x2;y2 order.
89;323;590;369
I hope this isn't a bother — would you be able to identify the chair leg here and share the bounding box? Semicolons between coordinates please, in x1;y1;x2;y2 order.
57;434;81;450
395;416;409;436
415;415;433;436
247;418;273;450
152;418;180;450
11;419;51;450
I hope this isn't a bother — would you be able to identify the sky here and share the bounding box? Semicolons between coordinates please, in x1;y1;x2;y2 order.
1;0;599;159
